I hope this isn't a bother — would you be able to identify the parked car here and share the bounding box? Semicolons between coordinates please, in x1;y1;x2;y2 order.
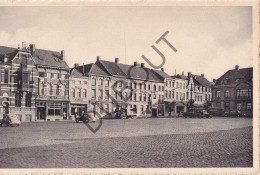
75;113;99;123
198;110;213;118
0;114;21;126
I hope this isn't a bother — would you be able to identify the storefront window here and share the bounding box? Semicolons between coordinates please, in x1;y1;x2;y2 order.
47;103;61;116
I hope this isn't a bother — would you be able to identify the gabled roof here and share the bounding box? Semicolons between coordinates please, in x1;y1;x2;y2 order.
151;69;172;80
216;67;253;86
117;63;162;82
76;63;110;77
96;60;127;77
70;68;86;79
0;45;69;69
0;46;18;62
33;49;69;69
193;75;212;87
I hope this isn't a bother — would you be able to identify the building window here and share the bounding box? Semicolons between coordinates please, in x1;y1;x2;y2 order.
180;83;182;89
162;86;164;91
134;93;137;101
139;83;142;90
46;73;51;78
78;89;81;98
176;92;178;100
176;82;179;89
153;94;156;99
92;89;96;99
148;84;151;90
139;93;142;101
183;93;185;100
144;84;146;90
247;103;252;110
98;90;103;100
15;93;21;107
83;89;87;98
172;91;174;99
4;69;8;83
134;83;137;89
39;72;45;77
105;90;109;99
216;91;221;98
153;85;156;91
144;94;146;101
237;89;251;98
92;79;96;86
225;91;230;97
105;80;109;87
71;88;75;97
98;79;103;86
159;86;161;91
78;80;81;84
25;93;32;107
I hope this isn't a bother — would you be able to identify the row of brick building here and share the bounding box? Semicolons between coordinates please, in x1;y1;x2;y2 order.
0;43;252;121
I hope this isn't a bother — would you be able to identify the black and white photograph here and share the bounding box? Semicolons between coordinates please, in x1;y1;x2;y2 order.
0;1;258;174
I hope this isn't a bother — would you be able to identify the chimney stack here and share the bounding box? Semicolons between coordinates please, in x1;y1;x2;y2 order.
22;42;26;49
235;65;239;71
182;71;184;75
213;79;216;83
141;63;144;68
74;63;79;68
115;58;119;64
188;72;191;77
201;73;204;77
161;68;164;72
97;56;100;61
61;50;65;60
134;61;137;66
29;44;35;57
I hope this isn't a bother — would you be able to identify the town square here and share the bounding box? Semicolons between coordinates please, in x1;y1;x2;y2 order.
0;5;256;171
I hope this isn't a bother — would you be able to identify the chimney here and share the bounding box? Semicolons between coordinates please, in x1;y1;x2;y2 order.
201;73;204;77
182;71;184;75
4;54;9;63
61;50;65;60
213;79;216;83
188;72;191;77
235;65;239;71
115;58;119;64
22;42;26;49
141;63;144;68
74;63;79;68
161;68;164;72
134;61;137;66
97;56;100;61
29;44;35;57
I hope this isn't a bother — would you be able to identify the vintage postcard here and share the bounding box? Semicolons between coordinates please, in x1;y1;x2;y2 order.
0;1;258;174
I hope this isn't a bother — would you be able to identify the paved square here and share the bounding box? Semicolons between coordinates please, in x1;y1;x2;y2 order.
0;117;252;168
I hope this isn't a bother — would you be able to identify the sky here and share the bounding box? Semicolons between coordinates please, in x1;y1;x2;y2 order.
0;6;252;81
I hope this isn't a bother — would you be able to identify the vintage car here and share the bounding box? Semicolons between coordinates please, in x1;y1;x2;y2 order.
183;108;213;118
75;113;99;123
0;114;21;126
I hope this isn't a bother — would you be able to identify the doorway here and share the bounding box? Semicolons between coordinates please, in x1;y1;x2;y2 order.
37;107;46;120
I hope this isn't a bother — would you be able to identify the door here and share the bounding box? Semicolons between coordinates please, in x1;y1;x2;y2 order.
37;107;46;120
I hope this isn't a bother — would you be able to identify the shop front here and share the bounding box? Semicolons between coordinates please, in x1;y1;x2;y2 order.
36;101;69;121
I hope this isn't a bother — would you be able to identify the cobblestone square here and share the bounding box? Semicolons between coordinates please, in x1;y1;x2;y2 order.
0;117;253;168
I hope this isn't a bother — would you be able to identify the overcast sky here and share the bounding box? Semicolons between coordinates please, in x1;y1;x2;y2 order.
0;6;252;81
